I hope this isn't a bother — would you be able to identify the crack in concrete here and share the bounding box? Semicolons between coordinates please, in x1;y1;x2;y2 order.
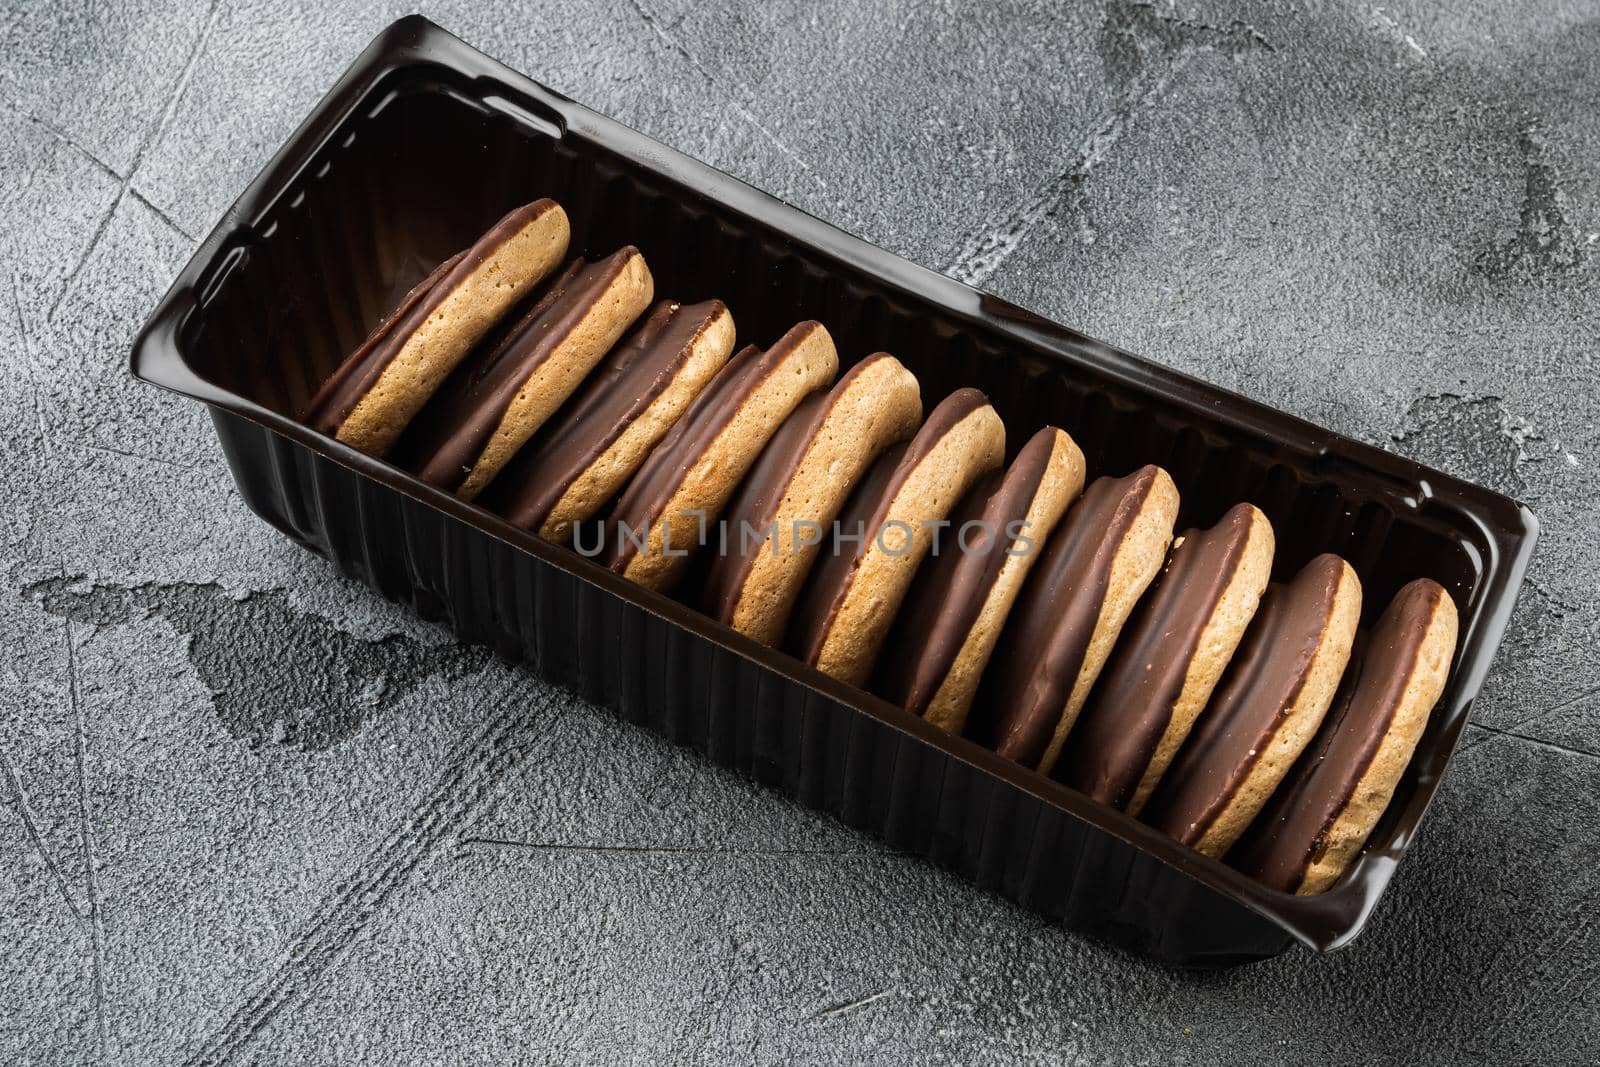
183;691;559;1066
46;0;220;323
70;439;210;474
1463;721;1600;763
0;745;84;921
1120;1;1273;58
1458;680;1600;759
44;182;121;324
62;612;111;1062
0;94;124;183
626;0;826;190
1491;685;1600;741
1370;7;1429;61
944;0;1272;287
24;578;491;752
0;101;204;265
1477;119;1591;281
10;271;50;446
1526;576;1584;618
127;187;199;245
813;989;893;1019
457;837;889;859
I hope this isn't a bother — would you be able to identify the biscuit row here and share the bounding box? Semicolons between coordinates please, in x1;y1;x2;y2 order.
302;199;1459;895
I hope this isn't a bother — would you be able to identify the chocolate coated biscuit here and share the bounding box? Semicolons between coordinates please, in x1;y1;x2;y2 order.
1144;553;1362;857
984;465;1180;774
1059;502;1275;815
1230;578;1457;894
788;388;1006;687
305;199;571;457
704;353;922;646
878;426;1086;735
489;299;736;542
403;247;654;500
603;321;839;591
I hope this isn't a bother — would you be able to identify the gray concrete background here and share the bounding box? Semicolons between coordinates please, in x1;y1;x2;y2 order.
1;0;1597;1062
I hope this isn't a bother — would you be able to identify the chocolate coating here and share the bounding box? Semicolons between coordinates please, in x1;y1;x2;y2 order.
1230;579;1447;892
984;466;1164;764
490;299;729;533
303;198;559;439
1057;502;1256;809
1143;553;1347;846
601;323;822;573
303;250;463;434
878;426;1057;717
403;247;639;492
703;354;896;624
787;388;989;667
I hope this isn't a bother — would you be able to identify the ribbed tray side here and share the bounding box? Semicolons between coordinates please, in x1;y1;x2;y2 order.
215;408;1292;965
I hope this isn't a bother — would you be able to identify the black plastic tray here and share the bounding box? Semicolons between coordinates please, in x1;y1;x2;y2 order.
129;16;1537;965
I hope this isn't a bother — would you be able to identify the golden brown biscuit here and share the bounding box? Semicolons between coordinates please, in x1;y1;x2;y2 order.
1230;579;1457;894
487;299;736;542
787;388;1006;687
878;426;1086;735
704;353;922;646
1144;553;1362;857
1059;502;1275;815
983;465;1180;775
601;321;839;592
402;247;654;500
304;199;570;456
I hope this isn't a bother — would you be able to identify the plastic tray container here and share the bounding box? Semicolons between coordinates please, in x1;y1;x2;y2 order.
130;16;1537;966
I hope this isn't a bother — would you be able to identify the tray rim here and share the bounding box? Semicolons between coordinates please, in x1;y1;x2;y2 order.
128;13;1541;955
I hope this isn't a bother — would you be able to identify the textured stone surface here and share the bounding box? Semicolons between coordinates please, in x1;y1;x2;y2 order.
2;0;1598;1062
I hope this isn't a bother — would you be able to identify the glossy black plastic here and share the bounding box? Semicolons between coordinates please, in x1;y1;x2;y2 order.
129;16;1537;965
